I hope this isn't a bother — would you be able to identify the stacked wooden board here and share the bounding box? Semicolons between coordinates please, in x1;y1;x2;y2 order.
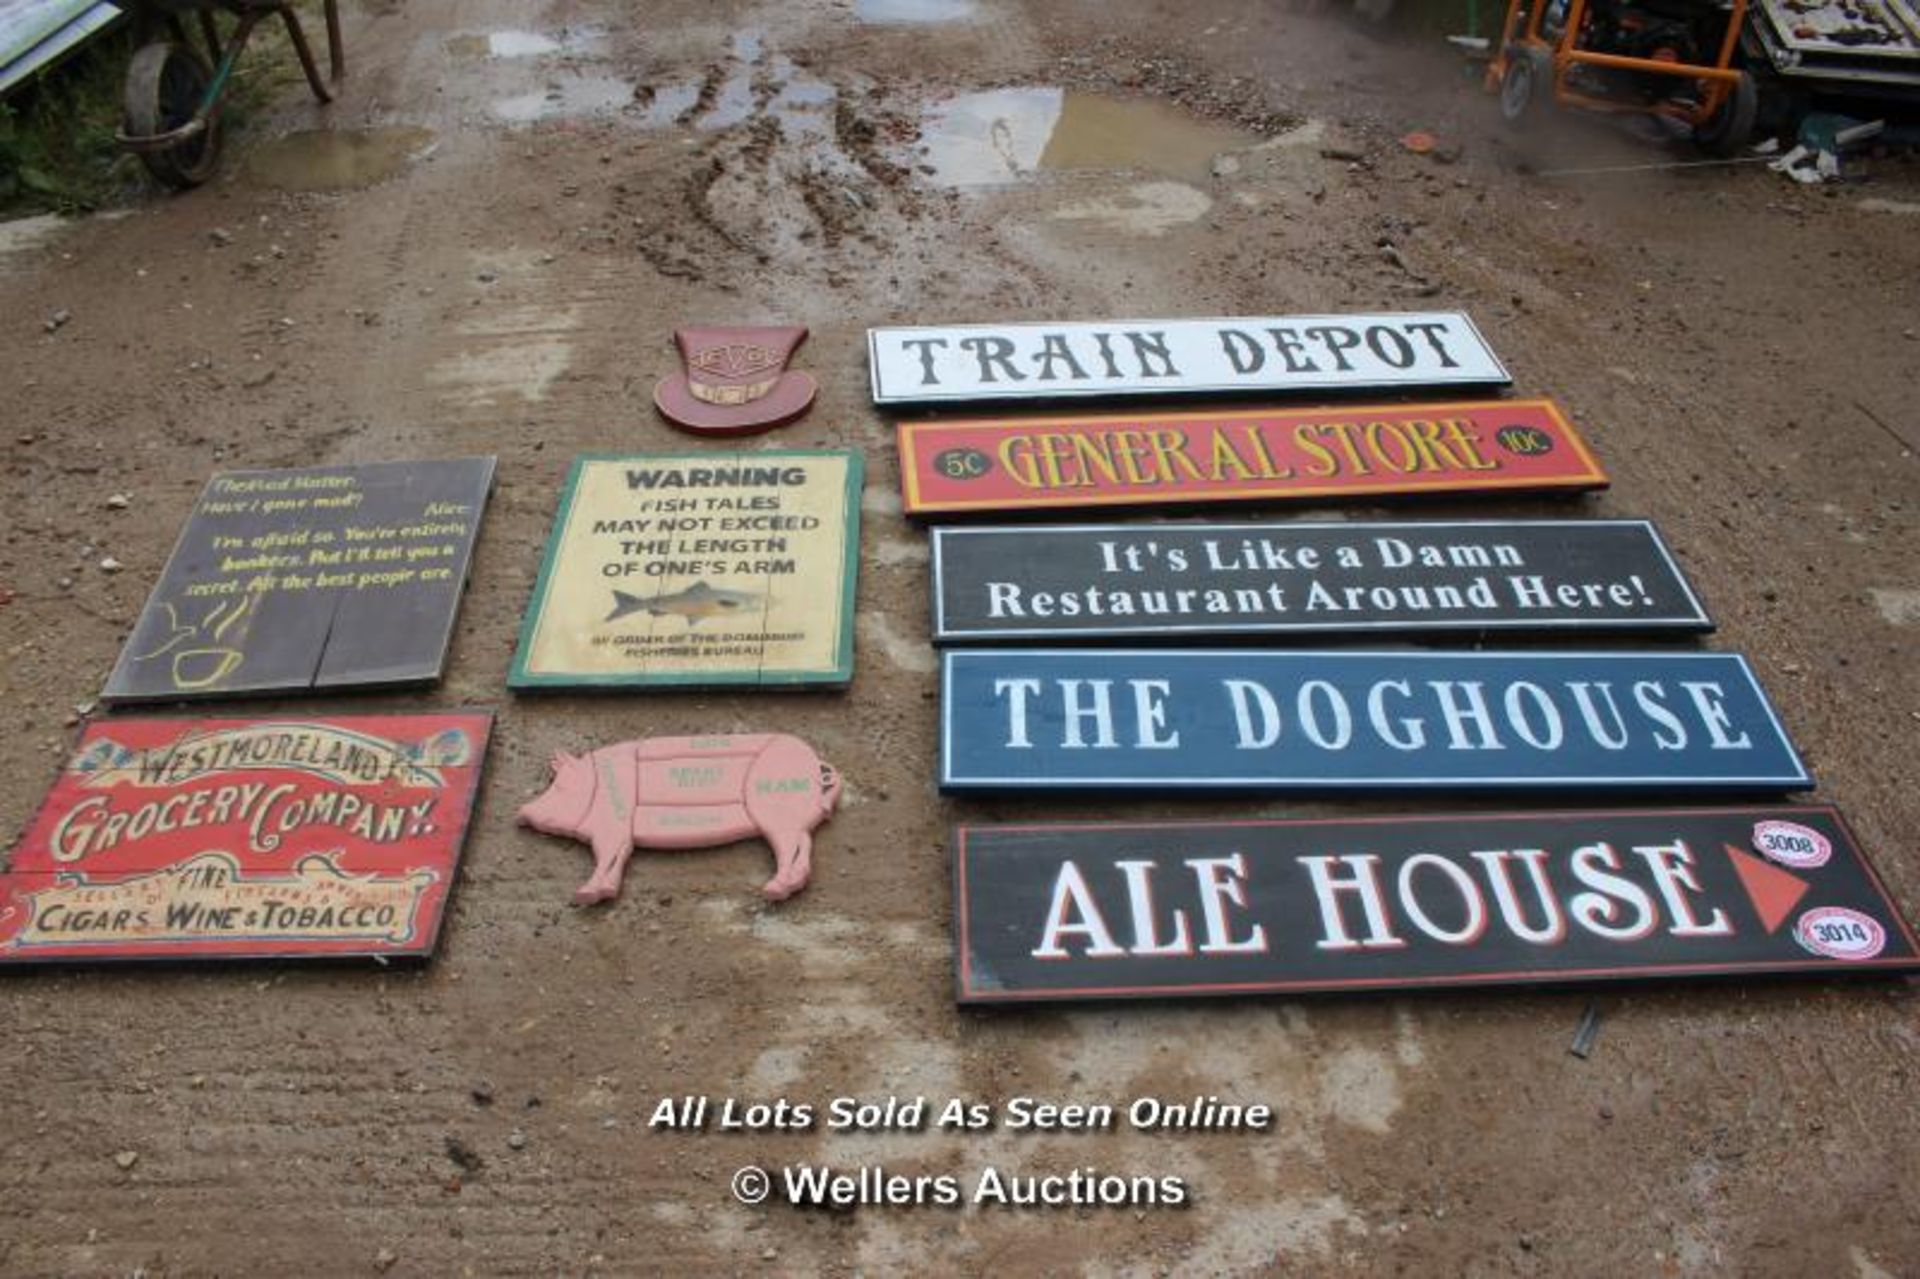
872;311;1919;1003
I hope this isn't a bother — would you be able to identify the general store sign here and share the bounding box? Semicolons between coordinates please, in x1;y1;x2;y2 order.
930;519;1710;643
953;808;1920;1003
867;313;1510;405
0;713;491;964
940;650;1809;793
895;399;1604;516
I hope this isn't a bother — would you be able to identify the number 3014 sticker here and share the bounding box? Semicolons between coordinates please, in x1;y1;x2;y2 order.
1795;907;1887;961
1754;820;1832;869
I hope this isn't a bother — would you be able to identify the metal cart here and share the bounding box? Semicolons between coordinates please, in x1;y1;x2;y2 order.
1488;0;1758;154
116;0;342;188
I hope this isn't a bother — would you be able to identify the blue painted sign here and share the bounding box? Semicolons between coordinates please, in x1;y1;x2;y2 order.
940;650;1810;793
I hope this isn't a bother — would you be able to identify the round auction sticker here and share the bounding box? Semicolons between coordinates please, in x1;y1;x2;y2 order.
1753;820;1832;869
1795;907;1886;961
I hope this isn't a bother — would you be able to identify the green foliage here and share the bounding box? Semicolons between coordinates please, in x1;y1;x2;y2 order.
1;9;304;215
0;25;142;214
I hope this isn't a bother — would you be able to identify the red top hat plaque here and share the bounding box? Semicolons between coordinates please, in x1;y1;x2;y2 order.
653;325;818;437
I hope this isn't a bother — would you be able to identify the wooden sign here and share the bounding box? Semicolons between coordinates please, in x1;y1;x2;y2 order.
941;649;1810;793
953;808;1920;1003
653;325;818;437
896;400;1605;517
102;458;496;704
0;713;491;964
510;452;863;689
519;734;841;904
867;313;1510;405
931;519;1711;643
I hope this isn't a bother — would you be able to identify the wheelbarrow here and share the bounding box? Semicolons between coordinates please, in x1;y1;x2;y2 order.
116;1;343;188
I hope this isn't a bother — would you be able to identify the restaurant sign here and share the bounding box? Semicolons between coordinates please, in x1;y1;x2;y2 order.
930;519;1711;643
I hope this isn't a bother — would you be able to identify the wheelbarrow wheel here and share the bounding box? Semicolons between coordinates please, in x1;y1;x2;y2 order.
1695;70;1757;158
125;41;220;189
1499;45;1551;129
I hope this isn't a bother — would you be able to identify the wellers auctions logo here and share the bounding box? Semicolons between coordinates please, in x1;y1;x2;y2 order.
74;724;472;790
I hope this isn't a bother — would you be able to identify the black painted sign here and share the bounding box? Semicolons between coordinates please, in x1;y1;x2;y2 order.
954;808;1920;1003
103;459;495;704
931;519;1711;643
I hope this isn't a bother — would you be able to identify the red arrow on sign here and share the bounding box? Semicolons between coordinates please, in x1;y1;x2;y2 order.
1725;843;1811;934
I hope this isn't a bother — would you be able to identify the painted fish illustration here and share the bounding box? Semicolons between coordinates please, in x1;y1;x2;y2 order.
606;581;760;626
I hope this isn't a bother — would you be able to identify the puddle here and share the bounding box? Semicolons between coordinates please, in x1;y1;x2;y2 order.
481;30;559;58
632;37;837;140
855;0;979;22
1042;93;1253;180
918;89;1254;187
493;74;634;123
480;29;841;138
448;27;599;59
245;126;435;190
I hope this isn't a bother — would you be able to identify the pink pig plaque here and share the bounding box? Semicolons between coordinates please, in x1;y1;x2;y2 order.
519;734;840;903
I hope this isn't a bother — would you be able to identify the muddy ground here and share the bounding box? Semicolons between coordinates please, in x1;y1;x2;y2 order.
2;0;1919;1274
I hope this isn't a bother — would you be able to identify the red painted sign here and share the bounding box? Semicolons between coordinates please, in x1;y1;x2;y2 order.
897;398;1606;516
0;713;491;964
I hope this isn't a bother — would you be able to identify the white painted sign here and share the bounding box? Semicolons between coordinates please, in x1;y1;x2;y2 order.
867;313;1510;405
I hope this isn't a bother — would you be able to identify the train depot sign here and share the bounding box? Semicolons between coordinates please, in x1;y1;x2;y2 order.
0;713;491;964
931;519;1711;643
953;808;1920;1003
940;650;1810;793
895;400;1605;516
868;313;1510;405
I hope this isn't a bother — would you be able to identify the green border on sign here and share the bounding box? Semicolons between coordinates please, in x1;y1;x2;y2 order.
508;450;864;691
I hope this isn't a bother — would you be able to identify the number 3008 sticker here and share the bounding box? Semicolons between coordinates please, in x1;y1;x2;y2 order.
1754;820;1832;869
1795;907;1887;961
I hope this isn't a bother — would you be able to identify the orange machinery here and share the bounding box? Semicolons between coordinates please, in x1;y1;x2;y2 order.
1487;0;1758;154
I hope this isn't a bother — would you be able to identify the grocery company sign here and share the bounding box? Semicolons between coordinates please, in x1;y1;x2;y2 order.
930;519;1710;642
953;808;1920;1003
867;314;1509;405
895;400;1604;516
939;650;1809;793
0;714;491;964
